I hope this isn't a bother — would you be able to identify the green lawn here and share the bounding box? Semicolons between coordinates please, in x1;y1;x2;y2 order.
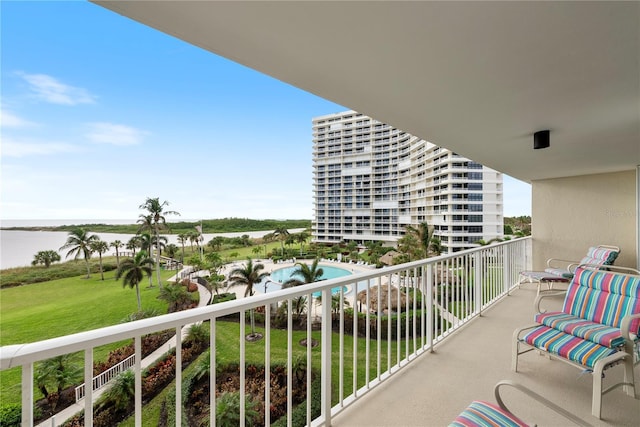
0;256;413;418
0;269;175;406
117;320;400;425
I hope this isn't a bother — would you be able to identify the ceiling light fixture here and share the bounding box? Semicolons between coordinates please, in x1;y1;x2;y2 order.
533;130;550;149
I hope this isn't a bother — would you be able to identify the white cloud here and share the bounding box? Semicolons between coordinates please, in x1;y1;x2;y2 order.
1;137;79;158
85;122;148;146
0;110;37;128
18;72;96;105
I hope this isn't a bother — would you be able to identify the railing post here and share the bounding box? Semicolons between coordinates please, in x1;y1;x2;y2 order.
321;288;332;426
503;243;512;294
84;348;93;426
473;251;483;316
176;326;182;426
135;335;142;427
22;362;33;427
426;263;434;352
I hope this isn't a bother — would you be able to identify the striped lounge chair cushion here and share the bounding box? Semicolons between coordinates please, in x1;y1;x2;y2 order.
450;401;528;427
543;246;619;279
522;326;617;369
580;246;619;266
562;268;640;333
544;267;573;278
534;312;624;348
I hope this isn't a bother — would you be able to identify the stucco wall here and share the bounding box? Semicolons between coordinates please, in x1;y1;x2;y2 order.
531;170;637;270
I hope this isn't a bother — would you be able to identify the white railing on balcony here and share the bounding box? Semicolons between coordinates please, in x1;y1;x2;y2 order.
0;238;531;427
74;353;136;402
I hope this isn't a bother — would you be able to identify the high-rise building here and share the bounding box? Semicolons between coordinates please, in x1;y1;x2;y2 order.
312;111;503;254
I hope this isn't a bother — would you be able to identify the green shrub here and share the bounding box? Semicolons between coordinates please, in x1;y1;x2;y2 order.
271;373;321;427
212;293;236;304
0;403;21;427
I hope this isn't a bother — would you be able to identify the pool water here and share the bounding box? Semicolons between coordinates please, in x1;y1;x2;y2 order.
261;264;352;295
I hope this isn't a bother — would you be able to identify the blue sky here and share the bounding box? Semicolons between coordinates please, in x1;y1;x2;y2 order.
1;1;531;222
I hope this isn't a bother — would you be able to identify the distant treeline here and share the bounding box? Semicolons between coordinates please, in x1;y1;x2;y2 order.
4;218;312;235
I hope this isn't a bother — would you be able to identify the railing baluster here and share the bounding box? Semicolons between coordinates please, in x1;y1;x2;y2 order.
210;318;216;427
339;284;344;406
135;335;141;427
84;348;93;426
376;275;381;380
321;287;332;426
287;300;292;427
22;362;33;427
175;325;182;426
265;305;271;427
240;311;246;427
307;293;312;426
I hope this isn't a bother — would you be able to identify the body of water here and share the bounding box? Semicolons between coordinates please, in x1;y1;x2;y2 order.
0;220;303;270
261;264;352;295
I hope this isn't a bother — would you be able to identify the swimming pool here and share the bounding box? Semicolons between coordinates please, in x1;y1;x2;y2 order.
261;264;352;295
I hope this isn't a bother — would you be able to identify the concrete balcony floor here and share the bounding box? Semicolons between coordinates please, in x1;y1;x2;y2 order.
332;285;640;427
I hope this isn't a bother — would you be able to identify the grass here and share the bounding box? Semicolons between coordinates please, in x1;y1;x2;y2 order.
0;248;410;418
0;268;176;406
116;319;402;424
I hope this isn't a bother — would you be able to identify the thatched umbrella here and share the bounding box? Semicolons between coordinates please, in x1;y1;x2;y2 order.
357;285;407;312
379;250;400;266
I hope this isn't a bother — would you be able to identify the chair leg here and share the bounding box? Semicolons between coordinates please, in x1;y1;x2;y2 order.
511;332;520;372
592;364;603;419
622;354;637;397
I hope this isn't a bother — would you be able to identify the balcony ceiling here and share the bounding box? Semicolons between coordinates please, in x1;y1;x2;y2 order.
93;1;639;182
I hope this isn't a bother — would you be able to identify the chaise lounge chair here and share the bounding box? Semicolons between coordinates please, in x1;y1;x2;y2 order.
517;245;620;296
450;380;591;427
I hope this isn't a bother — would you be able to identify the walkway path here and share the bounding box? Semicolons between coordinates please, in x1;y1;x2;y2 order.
36;268;211;427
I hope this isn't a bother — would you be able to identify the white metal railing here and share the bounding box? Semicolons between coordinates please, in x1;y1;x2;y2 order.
1;238;531;427
74;353;136;402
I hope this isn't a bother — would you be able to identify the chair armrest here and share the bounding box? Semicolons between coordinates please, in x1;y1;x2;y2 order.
494;380;592;426
546;257;578;269
620;313;640;341
534;291;567;314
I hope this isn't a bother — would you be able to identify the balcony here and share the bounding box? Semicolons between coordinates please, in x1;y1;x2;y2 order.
2;238;638;426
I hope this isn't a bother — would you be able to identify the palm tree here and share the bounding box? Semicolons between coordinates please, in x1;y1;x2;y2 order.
405;221;433;257
116;251;154;311
152;234;168;256
110;240;123;268
139;197;180;288
126;236;140;257
137;233;154;287
157;281;194;312
90;240;109;280
228;258;268;338
208;235;225;251
31;250;61;268
59;228;100;278
296;230;311;255
283;259;324;324
165;243;179;260
35;354;82;411
101;370;135;411
272;227;290;257
177;233;188;261
282;258;324;288
138;232;153;254
430;237;443;256
188;230;199;251
216;392;260;427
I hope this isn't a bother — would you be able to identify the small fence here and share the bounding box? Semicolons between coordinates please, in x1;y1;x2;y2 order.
74;354;136;401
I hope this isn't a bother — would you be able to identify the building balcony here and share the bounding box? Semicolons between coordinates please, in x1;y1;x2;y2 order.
2;238;638;426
